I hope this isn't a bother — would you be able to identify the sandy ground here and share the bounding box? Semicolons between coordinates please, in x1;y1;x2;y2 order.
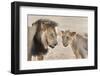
27;15;88;61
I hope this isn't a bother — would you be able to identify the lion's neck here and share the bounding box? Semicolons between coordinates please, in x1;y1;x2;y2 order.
33;32;48;55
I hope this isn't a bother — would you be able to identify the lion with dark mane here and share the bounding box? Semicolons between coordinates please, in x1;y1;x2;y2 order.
31;19;58;60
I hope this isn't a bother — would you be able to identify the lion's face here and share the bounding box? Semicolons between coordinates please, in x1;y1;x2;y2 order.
33;19;58;49
45;27;58;48
61;30;76;47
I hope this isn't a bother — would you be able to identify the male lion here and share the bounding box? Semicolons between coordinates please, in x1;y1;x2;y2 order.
61;30;88;58
31;19;58;60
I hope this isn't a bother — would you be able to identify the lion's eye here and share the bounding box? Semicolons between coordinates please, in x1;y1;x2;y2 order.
67;37;69;39
50;33;54;37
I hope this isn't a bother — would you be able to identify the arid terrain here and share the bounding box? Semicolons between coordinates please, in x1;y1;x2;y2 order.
27;15;88;61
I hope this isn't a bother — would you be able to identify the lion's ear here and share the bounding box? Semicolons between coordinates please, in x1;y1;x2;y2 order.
70;32;76;36
32;22;36;26
32;20;40;26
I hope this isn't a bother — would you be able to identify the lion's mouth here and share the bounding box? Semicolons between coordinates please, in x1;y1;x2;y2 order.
49;45;55;48
63;44;68;47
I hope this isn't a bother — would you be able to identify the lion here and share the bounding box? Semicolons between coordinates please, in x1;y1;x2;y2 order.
30;19;58;60
61;30;88;58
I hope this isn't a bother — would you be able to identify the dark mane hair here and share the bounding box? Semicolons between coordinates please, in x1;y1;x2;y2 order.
32;19;58;28
31;19;58;56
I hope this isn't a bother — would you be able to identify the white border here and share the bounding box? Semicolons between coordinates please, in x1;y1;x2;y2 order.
20;6;94;70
